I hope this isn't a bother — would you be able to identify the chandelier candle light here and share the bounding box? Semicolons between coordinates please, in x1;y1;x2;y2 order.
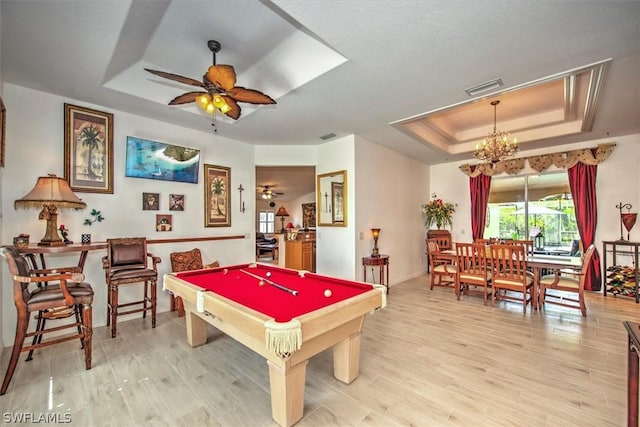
474;100;518;164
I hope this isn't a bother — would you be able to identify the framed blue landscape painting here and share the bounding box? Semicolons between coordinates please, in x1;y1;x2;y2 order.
125;136;200;184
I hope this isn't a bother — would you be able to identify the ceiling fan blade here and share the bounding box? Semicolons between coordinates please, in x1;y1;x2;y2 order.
227;87;276;105
206;65;236;91
145;68;205;88
222;96;241;120
168;91;207;105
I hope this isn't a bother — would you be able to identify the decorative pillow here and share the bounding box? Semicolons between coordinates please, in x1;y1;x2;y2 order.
204;260;220;269
170;248;204;272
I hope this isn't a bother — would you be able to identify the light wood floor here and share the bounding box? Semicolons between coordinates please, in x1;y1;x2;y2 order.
0;275;637;426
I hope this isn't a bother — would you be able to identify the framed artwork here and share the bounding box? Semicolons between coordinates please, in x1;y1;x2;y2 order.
0;96;5;167
142;192;160;210
169;194;185;211
125;136;200;184
332;182;344;223
204;164;231;227
302;202;316;228
64;103;114;193
156;214;172;232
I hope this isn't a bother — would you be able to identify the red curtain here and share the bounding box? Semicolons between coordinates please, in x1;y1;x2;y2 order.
567;161;602;291
469;168;492;241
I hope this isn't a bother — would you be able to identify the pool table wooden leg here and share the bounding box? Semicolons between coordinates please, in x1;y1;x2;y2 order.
268;360;308;427
185;310;208;347
333;332;361;384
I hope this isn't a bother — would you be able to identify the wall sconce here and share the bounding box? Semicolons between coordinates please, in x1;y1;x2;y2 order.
371;228;381;257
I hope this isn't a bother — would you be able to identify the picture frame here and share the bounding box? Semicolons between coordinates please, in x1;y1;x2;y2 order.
125;136;200;184
302;202;316;228
169;194;185;211
64;103;114;193
204;164;231;227
331;181;344;223
142;192;160;211
156;214;173;232
0;96;5;168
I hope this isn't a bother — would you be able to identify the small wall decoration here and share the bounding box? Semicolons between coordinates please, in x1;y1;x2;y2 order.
169;194;185;211
64;103;114;193
125;136;200;184
0;96;5;167
331;181;344;223
156;214;172;232
302;202;316;228
143;192;160;210
204;164;231;227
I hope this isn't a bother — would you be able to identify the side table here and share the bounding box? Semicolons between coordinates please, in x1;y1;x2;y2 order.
362;255;390;294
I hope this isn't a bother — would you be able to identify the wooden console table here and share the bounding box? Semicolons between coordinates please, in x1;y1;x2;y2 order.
17;242;108;272
362;255;389;294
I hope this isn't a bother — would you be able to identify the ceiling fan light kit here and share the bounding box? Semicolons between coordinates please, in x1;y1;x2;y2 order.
145;39;276;121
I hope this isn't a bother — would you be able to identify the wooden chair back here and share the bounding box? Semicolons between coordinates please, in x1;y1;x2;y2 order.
455;242;492;304
489;243;534;312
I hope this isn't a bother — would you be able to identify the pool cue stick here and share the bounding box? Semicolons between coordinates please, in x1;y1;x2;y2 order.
239;269;299;296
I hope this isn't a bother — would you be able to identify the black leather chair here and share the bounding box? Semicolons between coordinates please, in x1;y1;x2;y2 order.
103;238;160;338
0;246;93;395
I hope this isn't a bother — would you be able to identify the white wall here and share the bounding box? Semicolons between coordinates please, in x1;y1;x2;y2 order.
429;135;640;250
355;136;430;285
1;83;256;345
316;136;356;279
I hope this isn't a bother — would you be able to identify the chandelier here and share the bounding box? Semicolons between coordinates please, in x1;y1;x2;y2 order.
474;100;518;164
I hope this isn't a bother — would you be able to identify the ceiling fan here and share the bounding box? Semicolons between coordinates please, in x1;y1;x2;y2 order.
259;185;284;200
145;40;276;120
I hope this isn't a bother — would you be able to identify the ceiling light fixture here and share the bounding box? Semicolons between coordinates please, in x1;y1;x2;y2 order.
474;100;518;164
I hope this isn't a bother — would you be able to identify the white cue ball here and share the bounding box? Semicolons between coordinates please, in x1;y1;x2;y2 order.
324;289;332;297
266;272;272;278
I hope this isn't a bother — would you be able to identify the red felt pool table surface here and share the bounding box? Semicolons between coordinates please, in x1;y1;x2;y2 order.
176;263;373;322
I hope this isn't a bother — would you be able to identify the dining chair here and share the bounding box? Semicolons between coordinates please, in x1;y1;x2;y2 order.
0;246;93;395
425;239;456;289
169;248;219;317
103;238;161;338
455;242;492;305
539;244;596;316
489;244;534;313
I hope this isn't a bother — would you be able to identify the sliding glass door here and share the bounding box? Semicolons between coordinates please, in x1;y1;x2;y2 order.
486;172;579;253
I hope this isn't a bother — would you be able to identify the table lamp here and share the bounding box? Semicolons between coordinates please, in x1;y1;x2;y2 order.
371;228;381;257
14;174;86;246
275;206;290;233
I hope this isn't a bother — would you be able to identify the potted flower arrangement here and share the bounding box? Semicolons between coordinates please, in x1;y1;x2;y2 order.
422;193;456;230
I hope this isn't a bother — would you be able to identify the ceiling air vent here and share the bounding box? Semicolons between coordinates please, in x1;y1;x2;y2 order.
319;133;337;141
465;78;504;96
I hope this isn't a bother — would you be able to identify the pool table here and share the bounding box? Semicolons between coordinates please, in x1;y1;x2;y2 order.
163;263;386;427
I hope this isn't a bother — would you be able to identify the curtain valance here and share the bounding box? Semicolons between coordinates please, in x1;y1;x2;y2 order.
459;143;616;177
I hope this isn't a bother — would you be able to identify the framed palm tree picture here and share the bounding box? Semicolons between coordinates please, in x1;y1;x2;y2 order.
204;164;231;227
64;103;114;193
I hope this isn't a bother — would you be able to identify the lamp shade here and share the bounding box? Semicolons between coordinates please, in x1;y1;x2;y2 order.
286;222;294;229
275;206;289;217
15;174;86;210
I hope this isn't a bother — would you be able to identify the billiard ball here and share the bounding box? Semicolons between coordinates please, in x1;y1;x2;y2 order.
324;289;332;297
266;272;272;278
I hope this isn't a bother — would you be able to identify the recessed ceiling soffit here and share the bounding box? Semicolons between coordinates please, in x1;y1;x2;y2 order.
391;59;611;157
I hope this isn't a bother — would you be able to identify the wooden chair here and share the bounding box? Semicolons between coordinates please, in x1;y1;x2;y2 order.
489;244;534;313
169;248;219;317
539;244;596;316
425;239;456;289
0;246;93;395
455;242;492;305
103;238;161;338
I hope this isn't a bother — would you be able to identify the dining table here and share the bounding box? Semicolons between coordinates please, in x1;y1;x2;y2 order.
440;248;582;310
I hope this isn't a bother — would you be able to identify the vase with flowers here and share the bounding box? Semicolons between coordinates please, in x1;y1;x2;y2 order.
422;193;456;230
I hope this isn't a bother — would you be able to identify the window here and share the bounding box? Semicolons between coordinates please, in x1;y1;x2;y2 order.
486;172;579;252
258;210;275;233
